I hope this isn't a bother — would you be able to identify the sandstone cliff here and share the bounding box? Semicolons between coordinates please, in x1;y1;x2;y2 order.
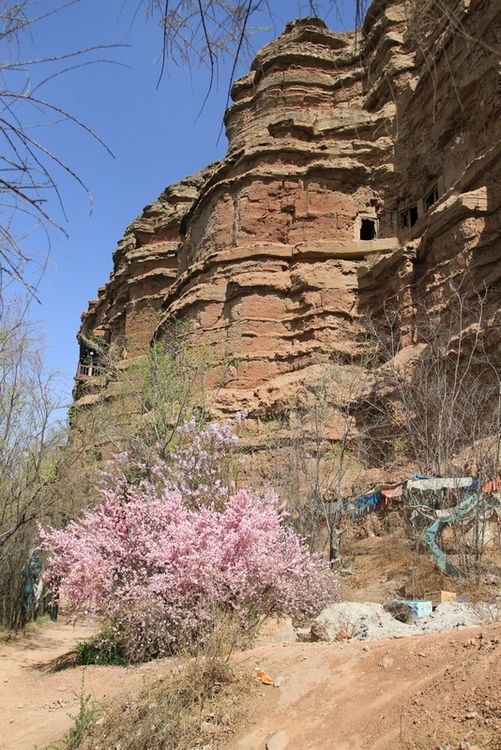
75;0;501;466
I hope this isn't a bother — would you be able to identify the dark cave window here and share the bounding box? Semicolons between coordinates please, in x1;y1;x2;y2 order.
360;218;376;240
400;205;418;230
424;184;439;212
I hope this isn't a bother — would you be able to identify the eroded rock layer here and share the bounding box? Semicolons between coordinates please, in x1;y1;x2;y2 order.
76;0;501;423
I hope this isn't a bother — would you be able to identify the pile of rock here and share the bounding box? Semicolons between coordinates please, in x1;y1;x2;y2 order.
309;601;486;642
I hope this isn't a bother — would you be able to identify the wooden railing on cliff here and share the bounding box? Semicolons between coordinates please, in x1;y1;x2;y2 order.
75;362;105;378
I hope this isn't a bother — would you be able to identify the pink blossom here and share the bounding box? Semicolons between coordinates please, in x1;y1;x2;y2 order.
40;418;337;662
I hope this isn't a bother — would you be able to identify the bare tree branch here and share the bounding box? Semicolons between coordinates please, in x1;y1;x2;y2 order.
0;1;125;301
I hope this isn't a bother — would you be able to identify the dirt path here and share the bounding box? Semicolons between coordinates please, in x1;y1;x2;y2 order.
0;621;152;750
233;623;501;750
2;618;501;750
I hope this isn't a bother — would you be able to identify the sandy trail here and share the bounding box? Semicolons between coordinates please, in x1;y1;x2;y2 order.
2;617;501;750
0;621;151;750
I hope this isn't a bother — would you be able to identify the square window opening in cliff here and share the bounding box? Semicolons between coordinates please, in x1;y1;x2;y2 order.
424;185;439;212
399;206;418;230
360;218;377;241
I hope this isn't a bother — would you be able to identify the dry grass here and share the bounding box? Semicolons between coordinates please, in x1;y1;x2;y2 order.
50;614;259;750
467;600;501;625
83;657;252;750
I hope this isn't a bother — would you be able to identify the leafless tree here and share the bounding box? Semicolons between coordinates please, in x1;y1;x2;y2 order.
264;344;379;556
365;287;501;479
142;1;369;90
0;299;69;627
0;1;118;301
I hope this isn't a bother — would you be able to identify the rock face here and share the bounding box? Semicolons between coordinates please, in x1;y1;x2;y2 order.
77;166;215;364
76;0;501;423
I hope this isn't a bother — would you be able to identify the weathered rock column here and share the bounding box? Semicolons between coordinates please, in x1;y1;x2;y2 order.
156;17;399;416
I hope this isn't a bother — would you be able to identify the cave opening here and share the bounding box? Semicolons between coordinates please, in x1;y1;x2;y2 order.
360;218;376;240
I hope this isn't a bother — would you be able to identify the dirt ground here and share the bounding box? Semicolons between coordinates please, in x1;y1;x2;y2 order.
0;621;157;750
234;623;501;750
2;616;501;750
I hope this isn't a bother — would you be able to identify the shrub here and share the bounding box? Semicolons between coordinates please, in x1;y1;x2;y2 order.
40;425;337;662
164;412;246;510
77;635;126;666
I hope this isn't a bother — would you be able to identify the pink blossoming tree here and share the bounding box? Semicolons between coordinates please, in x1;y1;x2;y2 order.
40;419;337;663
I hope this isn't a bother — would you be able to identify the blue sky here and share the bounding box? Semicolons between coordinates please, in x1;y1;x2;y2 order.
9;0;357;412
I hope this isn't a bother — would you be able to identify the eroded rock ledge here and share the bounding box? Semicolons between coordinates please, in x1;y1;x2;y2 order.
76;0;501;423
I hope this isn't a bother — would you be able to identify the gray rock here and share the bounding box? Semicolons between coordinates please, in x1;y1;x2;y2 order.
311;601;482;642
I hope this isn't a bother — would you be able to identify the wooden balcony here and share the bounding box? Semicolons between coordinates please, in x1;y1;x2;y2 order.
76;362;105;379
